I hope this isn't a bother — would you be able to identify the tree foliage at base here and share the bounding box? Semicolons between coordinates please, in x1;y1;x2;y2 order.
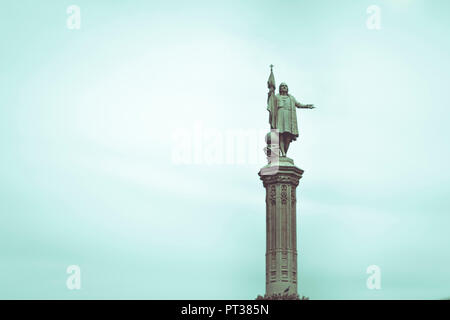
256;293;309;300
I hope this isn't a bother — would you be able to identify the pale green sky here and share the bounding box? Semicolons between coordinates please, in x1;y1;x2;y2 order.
1;0;450;299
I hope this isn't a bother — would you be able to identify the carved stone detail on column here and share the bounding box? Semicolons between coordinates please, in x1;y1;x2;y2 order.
269;185;276;205
281;185;287;204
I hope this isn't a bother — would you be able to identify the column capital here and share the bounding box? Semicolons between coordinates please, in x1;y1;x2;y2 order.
258;157;304;187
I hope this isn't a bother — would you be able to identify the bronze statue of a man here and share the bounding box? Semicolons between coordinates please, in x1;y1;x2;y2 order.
266;66;314;157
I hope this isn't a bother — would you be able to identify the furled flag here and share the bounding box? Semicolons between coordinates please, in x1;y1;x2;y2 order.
267;65;277;129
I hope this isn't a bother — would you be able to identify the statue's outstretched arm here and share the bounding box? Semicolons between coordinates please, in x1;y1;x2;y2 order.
295;102;315;109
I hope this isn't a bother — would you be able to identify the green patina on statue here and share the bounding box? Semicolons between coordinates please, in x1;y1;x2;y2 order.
266;65;315;157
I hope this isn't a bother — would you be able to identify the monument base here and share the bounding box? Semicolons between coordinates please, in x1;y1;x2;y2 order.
258;156;304;299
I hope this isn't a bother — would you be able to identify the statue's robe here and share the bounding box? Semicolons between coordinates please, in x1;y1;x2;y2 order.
267;93;299;141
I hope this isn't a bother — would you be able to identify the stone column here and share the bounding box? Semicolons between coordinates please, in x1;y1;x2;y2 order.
258;156;303;298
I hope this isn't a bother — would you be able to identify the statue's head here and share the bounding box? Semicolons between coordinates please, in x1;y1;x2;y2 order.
279;82;289;95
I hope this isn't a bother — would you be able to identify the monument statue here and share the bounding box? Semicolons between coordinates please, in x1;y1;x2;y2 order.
257;65;314;300
266;65;314;157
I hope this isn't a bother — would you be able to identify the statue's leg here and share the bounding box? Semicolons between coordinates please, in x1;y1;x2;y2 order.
279;133;286;156
284;134;291;154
